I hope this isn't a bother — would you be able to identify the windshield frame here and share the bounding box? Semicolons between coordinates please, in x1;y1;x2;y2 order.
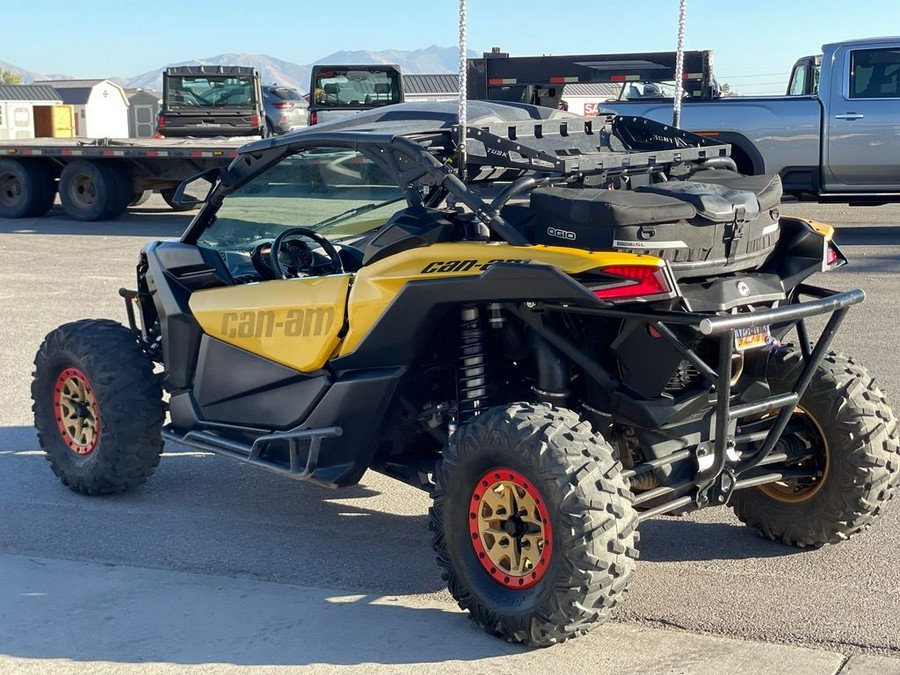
187;143;417;252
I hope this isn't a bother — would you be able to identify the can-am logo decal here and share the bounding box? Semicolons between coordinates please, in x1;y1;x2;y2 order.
547;227;576;241
220;307;334;339
420;258;532;274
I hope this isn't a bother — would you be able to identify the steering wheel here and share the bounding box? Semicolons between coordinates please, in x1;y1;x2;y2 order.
269;227;344;279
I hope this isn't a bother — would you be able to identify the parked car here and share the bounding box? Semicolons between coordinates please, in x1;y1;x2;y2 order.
262;84;307;134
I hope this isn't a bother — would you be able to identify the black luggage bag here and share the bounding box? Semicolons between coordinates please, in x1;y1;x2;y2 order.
529;170;783;278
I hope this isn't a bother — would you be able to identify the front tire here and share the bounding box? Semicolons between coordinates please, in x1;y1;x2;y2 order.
32;319;165;495
731;350;900;547
430;403;638;647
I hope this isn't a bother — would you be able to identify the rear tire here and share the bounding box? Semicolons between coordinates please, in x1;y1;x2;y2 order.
731;350;900;547
32;319;164;495
58;160;131;221
0;158;55;218
430;403;638;647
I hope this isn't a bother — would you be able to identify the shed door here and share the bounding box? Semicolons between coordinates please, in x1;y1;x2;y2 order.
133;104;155;138
52;106;75;138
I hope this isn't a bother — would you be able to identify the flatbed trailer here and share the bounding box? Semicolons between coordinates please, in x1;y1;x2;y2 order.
0;137;244;221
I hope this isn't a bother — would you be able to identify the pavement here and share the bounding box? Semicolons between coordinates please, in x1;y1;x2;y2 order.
3;552;900;675
4;197;900;673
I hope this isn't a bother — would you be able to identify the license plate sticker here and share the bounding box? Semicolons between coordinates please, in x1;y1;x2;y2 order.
734;324;771;351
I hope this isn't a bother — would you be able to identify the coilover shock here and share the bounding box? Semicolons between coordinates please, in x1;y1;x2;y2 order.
458;305;487;421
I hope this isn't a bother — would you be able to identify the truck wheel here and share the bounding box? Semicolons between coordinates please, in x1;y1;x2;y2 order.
731;350;900;547
0;158;55;218
129;190;152;207
160;188;199;212
430;403;638;647
59;160;131;221
32;319;165;495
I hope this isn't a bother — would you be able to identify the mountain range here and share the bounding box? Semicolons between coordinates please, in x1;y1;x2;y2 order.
1;45;471;93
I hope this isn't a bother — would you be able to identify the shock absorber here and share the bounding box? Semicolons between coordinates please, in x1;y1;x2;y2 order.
458;305;487;421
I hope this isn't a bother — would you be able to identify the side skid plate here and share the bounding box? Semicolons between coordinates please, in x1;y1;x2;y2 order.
162;425;343;482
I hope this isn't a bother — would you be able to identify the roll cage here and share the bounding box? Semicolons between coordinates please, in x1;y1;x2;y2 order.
181;106;732;248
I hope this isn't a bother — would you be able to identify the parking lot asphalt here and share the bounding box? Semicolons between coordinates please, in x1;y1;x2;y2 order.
2;195;900;674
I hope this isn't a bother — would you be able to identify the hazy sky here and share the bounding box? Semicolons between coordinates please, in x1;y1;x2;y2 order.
6;0;900;93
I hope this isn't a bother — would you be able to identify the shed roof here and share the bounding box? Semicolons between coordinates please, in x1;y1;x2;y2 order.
38;79;106;88
403;73;459;95
0;84;62;101
52;87;93;104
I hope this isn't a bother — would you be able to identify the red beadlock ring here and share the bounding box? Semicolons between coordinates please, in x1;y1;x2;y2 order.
468;467;553;589
53;367;100;455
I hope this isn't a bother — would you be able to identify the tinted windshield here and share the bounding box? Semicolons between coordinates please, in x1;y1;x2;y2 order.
198;149;406;250
166;75;256;107
312;68;402;108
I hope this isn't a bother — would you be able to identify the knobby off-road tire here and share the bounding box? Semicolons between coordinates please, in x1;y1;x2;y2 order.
32;319;165;495
430;403;638;647
731;350;900;547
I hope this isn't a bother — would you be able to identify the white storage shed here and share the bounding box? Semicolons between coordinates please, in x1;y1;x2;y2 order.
0;85;63;139
38;79;130;138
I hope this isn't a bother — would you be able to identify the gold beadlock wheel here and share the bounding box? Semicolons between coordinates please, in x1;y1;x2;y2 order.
53;367;101;455
469;468;553;589
758;407;829;504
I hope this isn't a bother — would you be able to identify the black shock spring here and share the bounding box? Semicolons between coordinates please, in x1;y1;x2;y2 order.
458;305;487;420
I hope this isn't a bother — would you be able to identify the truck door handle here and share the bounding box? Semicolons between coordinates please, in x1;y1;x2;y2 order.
834;113;865;120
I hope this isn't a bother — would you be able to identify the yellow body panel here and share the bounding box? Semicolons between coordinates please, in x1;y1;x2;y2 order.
191;275;351;372
338;242;664;357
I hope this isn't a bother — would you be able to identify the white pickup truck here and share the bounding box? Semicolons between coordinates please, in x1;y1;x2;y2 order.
601;37;900;204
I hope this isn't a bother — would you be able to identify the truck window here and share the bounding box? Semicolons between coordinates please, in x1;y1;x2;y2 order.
166;75;256;107
850;48;900;98
312;68;402;108
788;65;807;96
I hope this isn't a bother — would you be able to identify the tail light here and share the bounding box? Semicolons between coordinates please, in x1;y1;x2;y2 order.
591;264;673;302
273;101;295;109
157;112;166;130
251;113;260;130
309;111;318;125
824;241;847;270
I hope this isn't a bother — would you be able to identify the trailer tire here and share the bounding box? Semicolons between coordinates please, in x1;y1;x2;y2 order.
731;350;900;547
0;158;56;218
160;188;200;212
430;403;638;647
59;160;131;221
129;190;152;207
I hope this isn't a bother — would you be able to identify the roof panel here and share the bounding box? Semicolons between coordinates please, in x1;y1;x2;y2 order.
402;74;459;95
0;84;63;101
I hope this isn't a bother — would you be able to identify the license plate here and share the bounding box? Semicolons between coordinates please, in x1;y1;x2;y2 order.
734;324;771;351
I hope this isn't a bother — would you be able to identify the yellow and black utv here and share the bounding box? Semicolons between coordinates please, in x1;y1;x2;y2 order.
32;102;899;647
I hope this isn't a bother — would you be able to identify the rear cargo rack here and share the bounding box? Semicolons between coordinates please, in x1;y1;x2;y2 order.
455;114;731;176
